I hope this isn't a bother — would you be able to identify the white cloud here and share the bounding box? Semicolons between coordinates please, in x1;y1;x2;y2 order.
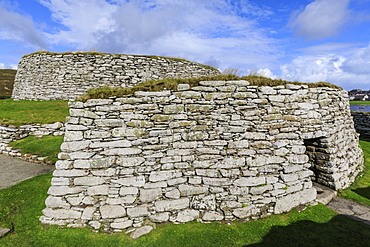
0;2;47;48
290;0;350;40
280;44;370;90
0;62;17;69
37;0;280;70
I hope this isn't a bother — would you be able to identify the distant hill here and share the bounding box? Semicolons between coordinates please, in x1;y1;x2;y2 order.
0;69;16;99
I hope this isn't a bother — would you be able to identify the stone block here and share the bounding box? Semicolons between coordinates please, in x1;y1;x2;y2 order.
178;184;208;196
116;157;145;167
111;219;133;229
233;177;266;187
116;176;146;187
203;211;224;221
74;177;105;186
149;212;170;222
101;148;142;156
130;225;154;239
155;198;190;212
176;209;199;223
42;208;82;219
127;205;149;217
100;205;126;219
47;186;84;196
140;188;162;202
233;205;260;218
203;177;232;186
274;188;317;214
149;170;182;182
87;185;109;195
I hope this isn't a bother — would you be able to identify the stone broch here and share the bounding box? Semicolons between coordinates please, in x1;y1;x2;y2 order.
12;52;219;101
39;80;363;236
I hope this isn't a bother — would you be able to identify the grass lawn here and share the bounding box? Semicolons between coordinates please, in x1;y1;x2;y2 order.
0;172;369;247
339;140;370;206
349;101;370;105
8;135;64;164
0;99;69;126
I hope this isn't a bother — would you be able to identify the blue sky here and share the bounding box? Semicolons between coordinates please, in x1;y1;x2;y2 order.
1;0;370;90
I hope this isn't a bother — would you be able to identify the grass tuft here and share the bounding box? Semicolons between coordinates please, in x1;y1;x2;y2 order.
8;135;63;164
78;74;341;102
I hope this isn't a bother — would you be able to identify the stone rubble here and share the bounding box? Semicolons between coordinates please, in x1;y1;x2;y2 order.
39;81;364;236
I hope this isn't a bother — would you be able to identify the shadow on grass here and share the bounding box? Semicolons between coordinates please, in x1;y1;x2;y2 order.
353;186;370;200
245;215;370;247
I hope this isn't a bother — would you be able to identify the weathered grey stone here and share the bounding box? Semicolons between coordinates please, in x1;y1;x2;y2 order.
61;141;91;152
202;211;224;221
149;170;182;182
155;198;190;212
165;189;181;199
116;176;146;187
203;177;232;186
140;188;162;202
233;205;260;218
116;157;145;167
48;186;84;196
81;207;96;220
101;148;142;156
45;196;70;208
274;188;317;214
42;208;82;219
100;205;126;219
176;209;199;223
178;184;208;196
127;205;149;217
74;177;105;186
191;194;216;210
130;225;154;239
120;187;139;195
234;177;266;187
87;185;109;195
149;212;170;222
111;219;133;229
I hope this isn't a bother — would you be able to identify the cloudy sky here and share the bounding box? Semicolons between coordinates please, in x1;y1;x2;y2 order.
1;0;370;90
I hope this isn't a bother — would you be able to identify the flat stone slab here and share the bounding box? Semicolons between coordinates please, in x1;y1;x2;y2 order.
0;228;10;238
0;154;54;189
313;182;337;205
327;197;370;225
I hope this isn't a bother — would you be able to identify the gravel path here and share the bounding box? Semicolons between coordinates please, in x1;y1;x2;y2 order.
0;154;54;189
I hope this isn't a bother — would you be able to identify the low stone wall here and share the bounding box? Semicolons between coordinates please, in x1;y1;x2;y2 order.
0;122;64;162
40;81;363;236
12;52;219;101
351;112;370;138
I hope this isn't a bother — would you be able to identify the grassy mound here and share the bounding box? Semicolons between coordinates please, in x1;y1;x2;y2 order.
0;69;16;98
78;74;341;102
0;99;69;126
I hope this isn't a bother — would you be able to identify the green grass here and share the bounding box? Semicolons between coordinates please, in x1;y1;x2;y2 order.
339;140;370;206
0;99;69;126
78;74;341;101
7;135;63;164
0;69;16;98
0;173;369;247
349;101;370;105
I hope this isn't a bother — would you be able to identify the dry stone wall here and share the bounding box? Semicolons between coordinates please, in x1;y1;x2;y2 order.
0;122;64;161
351;112;370;138
40;81;363;235
12;52;219;101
